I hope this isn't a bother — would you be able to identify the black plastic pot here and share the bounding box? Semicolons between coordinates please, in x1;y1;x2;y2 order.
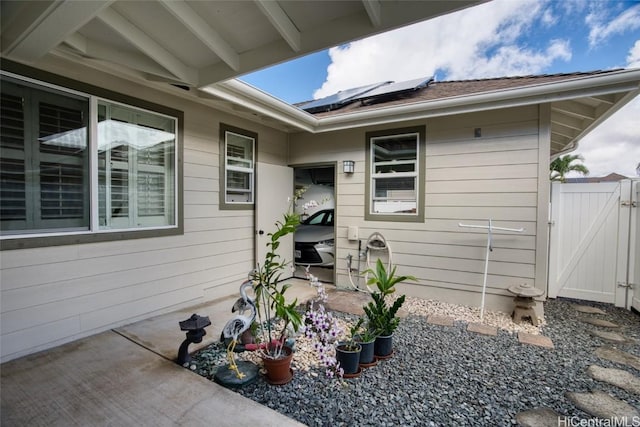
356;338;376;365
335;343;361;374
374;334;393;357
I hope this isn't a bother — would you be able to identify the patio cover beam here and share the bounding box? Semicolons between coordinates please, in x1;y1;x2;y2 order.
97;6;198;86
159;0;240;72
254;0;301;52
362;0;382;27
3;0;113;63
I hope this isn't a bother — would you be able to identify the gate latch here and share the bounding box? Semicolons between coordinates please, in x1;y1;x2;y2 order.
621;200;637;207
617;281;634;289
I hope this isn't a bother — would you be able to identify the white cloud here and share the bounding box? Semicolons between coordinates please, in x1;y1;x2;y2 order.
587;3;640;47
310;0;640;178
314;0;571;98
541;8;557;27
628;40;640;68
572;40;640;178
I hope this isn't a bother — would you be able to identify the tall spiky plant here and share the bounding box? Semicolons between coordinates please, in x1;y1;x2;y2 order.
362;259;416;336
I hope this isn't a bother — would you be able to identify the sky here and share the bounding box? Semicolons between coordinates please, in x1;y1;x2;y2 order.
241;0;640;178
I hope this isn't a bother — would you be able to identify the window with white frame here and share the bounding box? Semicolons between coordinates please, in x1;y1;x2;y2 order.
366;126;425;222
220;124;255;207
0;73;178;240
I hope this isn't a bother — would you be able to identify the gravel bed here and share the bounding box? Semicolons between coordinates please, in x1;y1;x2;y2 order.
191;298;640;426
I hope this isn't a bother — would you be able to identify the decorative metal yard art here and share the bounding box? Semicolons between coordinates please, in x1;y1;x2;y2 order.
219;280;257;379
458;220;525;321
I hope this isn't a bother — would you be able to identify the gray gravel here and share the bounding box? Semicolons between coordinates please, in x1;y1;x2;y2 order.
191;298;640;426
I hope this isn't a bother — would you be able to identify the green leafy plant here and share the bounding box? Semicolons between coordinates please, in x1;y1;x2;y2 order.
362;259;417;336
251;191;305;359
550;154;589;182
341;318;365;351
353;318;379;343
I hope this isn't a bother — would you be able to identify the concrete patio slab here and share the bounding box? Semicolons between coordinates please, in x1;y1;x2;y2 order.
324;288;410;318
325;289;370;316
115;278;318;361
0;331;304;427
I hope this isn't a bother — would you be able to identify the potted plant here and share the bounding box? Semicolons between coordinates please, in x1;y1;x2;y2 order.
352;319;379;367
362;259;416;358
335;320;362;376
250;193;304;384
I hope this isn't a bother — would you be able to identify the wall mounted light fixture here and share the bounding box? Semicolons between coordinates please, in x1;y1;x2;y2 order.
343;160;355;174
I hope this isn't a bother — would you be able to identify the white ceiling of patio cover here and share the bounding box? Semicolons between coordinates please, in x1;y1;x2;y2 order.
0;0;483;89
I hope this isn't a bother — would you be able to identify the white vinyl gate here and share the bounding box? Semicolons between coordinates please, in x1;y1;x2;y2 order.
548;179;639;310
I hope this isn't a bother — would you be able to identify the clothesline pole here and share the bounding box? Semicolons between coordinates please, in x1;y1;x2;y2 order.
458;220;525;321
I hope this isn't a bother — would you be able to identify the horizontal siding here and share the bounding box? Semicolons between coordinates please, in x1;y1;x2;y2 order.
0;65;287;362
428;178;539;193
291;105;542;311
426;164;538;181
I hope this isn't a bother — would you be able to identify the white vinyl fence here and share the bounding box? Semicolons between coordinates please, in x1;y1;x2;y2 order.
548;179;639;310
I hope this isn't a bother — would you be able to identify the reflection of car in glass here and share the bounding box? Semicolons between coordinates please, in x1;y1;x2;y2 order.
294;209;334;267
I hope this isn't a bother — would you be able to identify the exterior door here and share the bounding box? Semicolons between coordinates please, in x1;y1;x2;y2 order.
548;179;639;309
255;162;294;280
548;181;622;304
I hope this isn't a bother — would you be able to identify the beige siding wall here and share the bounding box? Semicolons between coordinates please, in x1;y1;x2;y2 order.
290;106;549;311
0;60;288;362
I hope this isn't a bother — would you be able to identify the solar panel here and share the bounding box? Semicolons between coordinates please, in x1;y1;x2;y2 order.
300;81;391;113
355;76;432;100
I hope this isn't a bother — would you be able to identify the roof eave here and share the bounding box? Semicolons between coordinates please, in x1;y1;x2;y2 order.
202;80;318;132
314;68;640;132
206;68;640;134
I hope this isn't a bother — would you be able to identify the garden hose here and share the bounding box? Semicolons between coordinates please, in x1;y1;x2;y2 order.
347;232;393;293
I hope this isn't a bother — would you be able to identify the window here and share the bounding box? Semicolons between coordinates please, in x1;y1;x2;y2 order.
0;71;181;247
1;76;90;234
97;101;175;229
365;126;425;222
220;124;256;209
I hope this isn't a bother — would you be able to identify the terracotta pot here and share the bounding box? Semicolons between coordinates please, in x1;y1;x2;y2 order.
261;346;293;385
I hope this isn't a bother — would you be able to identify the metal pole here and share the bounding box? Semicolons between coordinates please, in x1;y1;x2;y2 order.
458;220;525;322
479;219;492;321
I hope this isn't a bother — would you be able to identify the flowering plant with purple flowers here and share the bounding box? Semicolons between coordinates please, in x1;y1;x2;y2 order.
302;269;344;379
